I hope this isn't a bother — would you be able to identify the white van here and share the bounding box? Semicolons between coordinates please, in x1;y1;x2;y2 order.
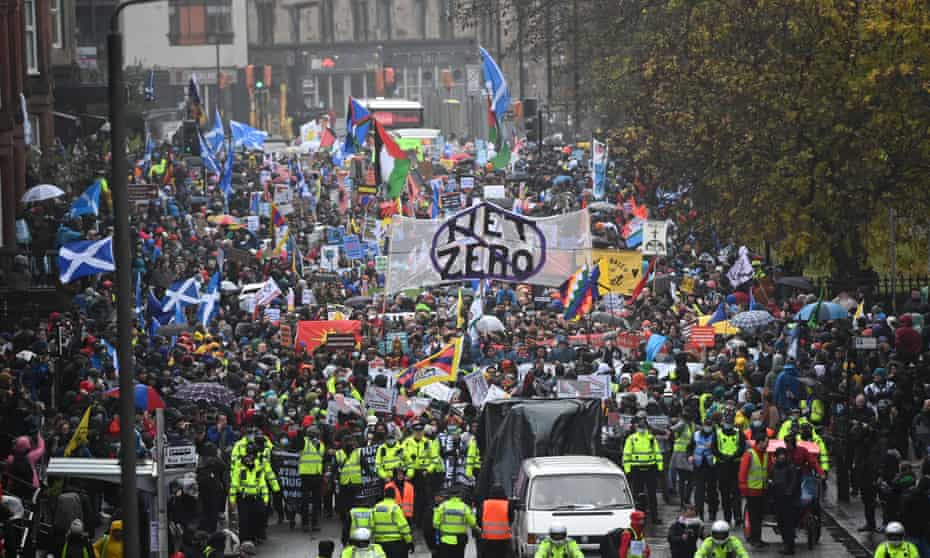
511;456;634;557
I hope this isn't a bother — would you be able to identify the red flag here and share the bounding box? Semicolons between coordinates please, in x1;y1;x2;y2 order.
320;127;336;149
629;257;657;302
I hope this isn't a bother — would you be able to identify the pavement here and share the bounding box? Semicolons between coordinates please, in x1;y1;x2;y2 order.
256;485;871;558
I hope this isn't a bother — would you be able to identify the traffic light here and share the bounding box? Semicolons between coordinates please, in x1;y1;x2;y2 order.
523;98;540;142
246;64;255;93
264;65;272;90
181;120;201;156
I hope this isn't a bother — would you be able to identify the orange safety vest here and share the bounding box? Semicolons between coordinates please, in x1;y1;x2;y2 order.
384;480;414;519
481;499;512;540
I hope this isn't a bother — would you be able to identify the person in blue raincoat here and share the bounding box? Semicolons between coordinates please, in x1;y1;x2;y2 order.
774;362;801;414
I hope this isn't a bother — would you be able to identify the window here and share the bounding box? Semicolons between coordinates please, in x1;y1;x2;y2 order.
24;0;38;74
169;0;234;46
377;0;391;40
414;0;425;38
351;0;368;42
50;0;62;48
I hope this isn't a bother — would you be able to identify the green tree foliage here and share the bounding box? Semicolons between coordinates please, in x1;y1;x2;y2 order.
591;0;930;273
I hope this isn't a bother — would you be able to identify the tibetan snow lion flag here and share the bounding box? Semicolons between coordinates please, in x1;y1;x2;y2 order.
397;337;464;391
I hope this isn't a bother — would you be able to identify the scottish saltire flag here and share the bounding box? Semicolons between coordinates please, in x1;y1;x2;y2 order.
218;147;234;198
143;131;155;174
200;135;221;174
102;339;119;375
162;276;201;312
397;337;464;390
343;97;371;155
134;272;144;323
197;272;221;327
591;139;608;199
58;237;115;283
230;120;268;150
173;300;187;326
69;181;102;219
204;108;225;155
147;290;172;326
479;47;511;121
559;263;601;321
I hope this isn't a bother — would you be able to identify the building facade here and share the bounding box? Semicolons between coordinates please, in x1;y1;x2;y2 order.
0;0;55;249
246;0;547;139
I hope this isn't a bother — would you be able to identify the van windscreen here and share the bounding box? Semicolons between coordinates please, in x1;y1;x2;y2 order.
530;474;632;510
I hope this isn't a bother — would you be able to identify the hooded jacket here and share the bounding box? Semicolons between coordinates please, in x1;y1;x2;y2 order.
773;364;800;413
93;520;124;558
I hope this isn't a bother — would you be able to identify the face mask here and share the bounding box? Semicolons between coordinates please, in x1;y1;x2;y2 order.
702;426;712;433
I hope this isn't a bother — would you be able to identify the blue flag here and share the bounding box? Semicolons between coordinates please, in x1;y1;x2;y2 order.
147;290;172;325
204;108;225;154
343;97;371;155
707;302;727;325
197;272;221;328
102;339;120;375
144;69;156;102
58;237;115;283
645;334;667;363
230;120;267;150
200;134;221;174
480;47;511;121
162;276;201;312
69;181;102;219
219;148;234;198
174;299;187;325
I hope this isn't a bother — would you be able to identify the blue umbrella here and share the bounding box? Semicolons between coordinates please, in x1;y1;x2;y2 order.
794;302;849;322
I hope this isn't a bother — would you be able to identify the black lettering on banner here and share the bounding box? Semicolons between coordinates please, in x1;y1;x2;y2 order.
445;210;476;244
436;246;461;280
512;249;534;274
487;245;509;277
483;210;502;238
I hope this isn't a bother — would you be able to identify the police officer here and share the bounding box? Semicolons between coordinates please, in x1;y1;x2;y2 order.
341;528;387;558
534;523;583;558
372;486;413;558
433;485;478;558
229;446;269;543
377;432;405;481
478;483;512;558
714;420;746;525
343;504;374;547
299;426;326;532
874;522;919;558
384;467;415;522
778;408;809;440
622;411;663;524
688;418;719;521
404;423;434;527
340;435;365;545
693;521;749;558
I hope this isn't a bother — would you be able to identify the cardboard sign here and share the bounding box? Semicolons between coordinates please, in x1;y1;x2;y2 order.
321;245;339;271
246;215;260;232
343;234;363;260
375;256;389;273
463;370;489;406
483;185;506;199
364;386;394;414
420;382;455;402
593;249;643;295
441;192;462;210
641;220;669;256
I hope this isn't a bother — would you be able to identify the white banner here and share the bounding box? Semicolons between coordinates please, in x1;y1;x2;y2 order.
386;202;592;293
463;370;489;406
364;386;394;414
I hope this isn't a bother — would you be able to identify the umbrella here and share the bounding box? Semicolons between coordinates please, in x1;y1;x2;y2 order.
15;350;36;362
587;201;617;211
730;310;775;330
208;215;240;226
591;311;624;327
776;276;814;291
345;296;373;308
173;382;237;406
795;302;849;322
21;184;65;203
157;323;191;337
106;384;166;411
415;303;432;312
474;315;505;333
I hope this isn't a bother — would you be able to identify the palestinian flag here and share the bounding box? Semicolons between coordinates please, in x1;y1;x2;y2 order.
487;99;510;170
319;127;336;149
373;120;410;199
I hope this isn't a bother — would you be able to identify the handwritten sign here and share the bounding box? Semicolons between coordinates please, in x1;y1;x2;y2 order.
364;386;394;414
463;370;489;406
593;249;642;295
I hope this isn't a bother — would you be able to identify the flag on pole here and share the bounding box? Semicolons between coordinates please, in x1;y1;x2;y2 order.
230;120;268;150
68;181;102;219
204;108;225;155
64;406;92;456
197;272;221;327
374;120;411;199
479;46;511;122
188;73;204;123
559;263;601;321
102;339;119;376
58;237;116;283
343;97;372;154
218;147;234;198
397;337;464;390
591;139;608;199
162;276;201;312
144;69;156;102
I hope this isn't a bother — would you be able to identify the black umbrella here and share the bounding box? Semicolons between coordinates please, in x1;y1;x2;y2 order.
344;296;373;308
776;276;814;291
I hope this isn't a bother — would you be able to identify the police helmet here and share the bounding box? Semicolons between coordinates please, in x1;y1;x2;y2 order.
549;523;567;541
711;520;730;545
885;522;905;546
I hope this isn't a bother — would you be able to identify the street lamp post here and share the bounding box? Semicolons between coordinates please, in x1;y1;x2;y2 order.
108;3;155;558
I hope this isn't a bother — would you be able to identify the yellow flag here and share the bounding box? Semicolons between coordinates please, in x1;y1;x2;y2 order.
64;406;92;457
854;301;865;322
591;249;642;295
456;288;464;329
